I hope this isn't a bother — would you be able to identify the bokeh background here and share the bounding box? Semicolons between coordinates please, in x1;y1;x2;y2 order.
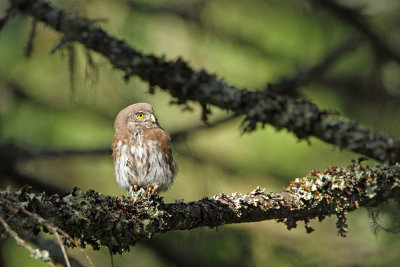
1;0;400;266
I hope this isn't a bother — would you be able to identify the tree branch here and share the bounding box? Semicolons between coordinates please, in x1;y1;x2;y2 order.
7;0;400;163
25;18;37;58
20;231;84;267
141;239;207;267
272;37;359;95
126;0;284;61
0;112;236;161
1;162;399;254
0;6;15;34
0;216;54;266
314;0;400;64
317;74;400;104
3;169;65;195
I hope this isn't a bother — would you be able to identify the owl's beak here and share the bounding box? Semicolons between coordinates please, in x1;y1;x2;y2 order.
150;114;156;123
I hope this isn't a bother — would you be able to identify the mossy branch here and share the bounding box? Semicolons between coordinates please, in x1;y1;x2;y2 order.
6;0;400;163
1;163;400;254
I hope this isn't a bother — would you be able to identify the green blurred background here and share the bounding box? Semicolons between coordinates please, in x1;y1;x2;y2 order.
1;0;400;266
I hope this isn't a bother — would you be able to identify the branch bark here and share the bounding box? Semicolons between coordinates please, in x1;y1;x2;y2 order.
1;163;400;254
6;0;400;164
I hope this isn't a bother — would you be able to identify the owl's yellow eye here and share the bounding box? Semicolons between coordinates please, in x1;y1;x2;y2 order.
137;113;144;119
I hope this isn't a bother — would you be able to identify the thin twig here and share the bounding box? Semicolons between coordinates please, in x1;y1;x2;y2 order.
1;79;114;121
50;225;95;267
0;215;55;266
25;18;37;57
21;231;84;267
4;168;65;194
67;44;77;102
84;49;99;89
51;227;71;267
50;37;73;54
315;0;400;64
0;199;95;267
170;114;239;141
0;114;237;163
126;0;283;61
271;37;359;95
0;7;14;34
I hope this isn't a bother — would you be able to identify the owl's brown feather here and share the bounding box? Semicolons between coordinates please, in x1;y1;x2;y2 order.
143;127;177;175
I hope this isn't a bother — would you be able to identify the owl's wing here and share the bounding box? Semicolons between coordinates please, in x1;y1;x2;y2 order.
112;132;129;162
144;127;176;171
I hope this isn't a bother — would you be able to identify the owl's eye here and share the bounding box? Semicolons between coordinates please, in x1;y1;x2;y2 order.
136;113;144;119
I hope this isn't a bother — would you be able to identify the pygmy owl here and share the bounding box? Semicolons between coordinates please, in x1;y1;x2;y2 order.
112;103;177;195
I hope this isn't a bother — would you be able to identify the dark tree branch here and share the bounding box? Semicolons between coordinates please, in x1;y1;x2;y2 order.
177;149;240;175
0;144;66;194
1;79;115;121
0;216;54;266
318;75;400;105
314;0;400;64
141;239;207;267
127;0;204;25
0;6;15;33
20;231;84;267
126;0;284;62
170;115;238;142
1;162;400;254
0;238;4;267
272;37;359;95
3;170;65;195
25;18;37;57
67;44;77;101
7;0;400;163
0;112;236;161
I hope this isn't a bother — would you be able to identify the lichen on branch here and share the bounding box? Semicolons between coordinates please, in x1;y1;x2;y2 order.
1;163;399;254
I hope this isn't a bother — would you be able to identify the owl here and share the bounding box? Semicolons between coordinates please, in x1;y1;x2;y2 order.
112;103;177;195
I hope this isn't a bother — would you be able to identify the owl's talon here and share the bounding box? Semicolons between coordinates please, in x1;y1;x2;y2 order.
145;185;159;196
128;184;139;198
152;185;159;195
145;186;152;196
132;184;139;192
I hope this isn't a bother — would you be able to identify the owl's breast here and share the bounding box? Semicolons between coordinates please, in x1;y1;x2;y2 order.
113;128;176;191
113;141;174;191
113;141;137;191
137;139;175;190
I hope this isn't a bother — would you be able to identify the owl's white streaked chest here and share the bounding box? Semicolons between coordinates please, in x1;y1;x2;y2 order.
114;135;175;192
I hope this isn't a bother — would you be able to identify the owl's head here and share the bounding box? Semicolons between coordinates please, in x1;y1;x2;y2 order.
114;103;159;132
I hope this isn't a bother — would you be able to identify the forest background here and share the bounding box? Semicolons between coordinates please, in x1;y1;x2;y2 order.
1;0;400;266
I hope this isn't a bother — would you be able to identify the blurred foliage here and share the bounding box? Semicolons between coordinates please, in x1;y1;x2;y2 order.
1;0;400;266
